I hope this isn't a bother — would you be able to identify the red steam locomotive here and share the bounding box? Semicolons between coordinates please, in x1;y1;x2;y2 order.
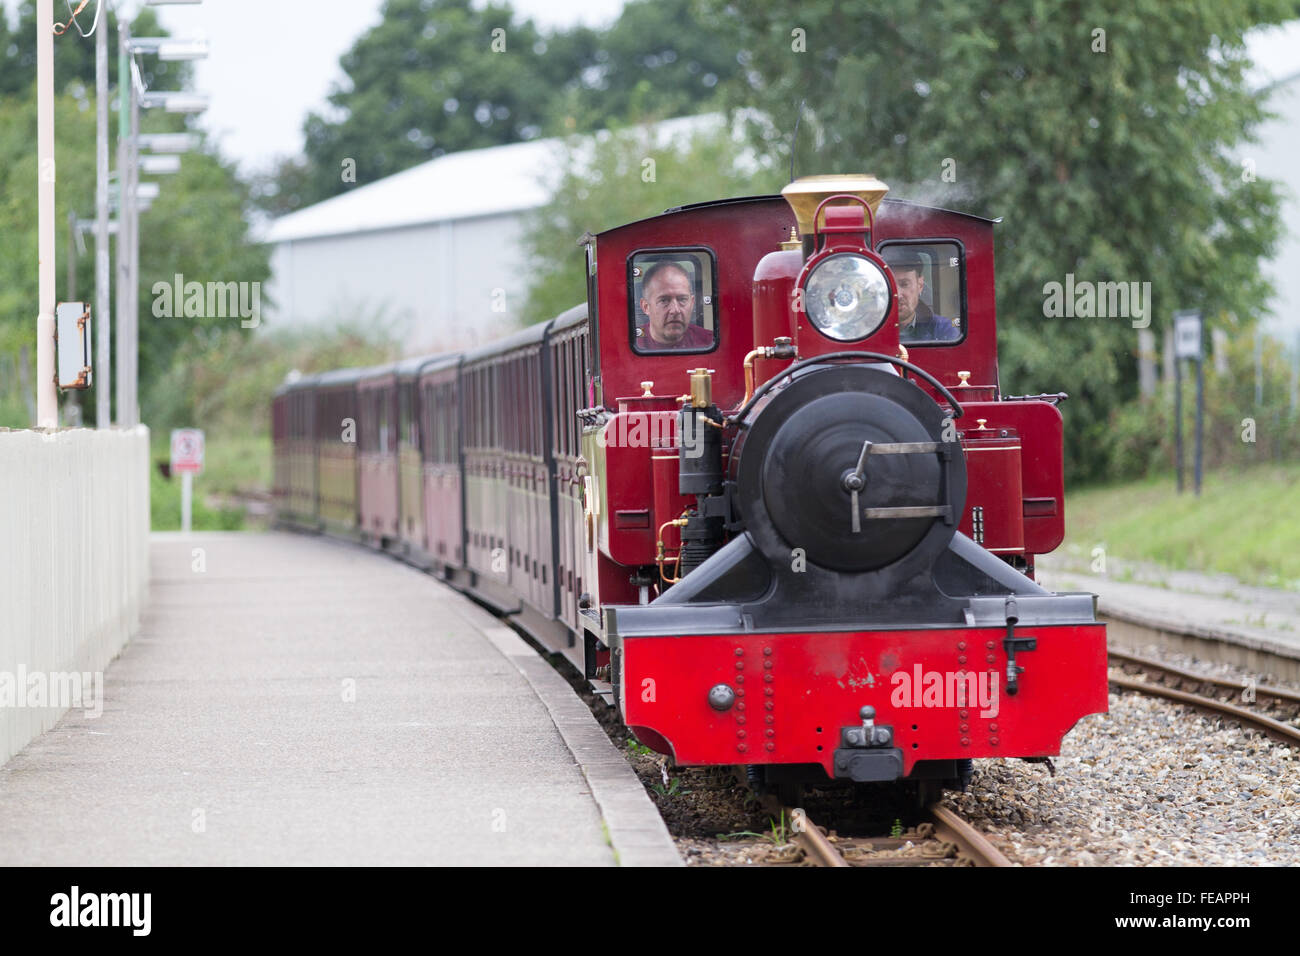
273;175;1108;801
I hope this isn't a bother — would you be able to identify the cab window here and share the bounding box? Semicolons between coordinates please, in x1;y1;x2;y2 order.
628;249;717;354
880;241;966;345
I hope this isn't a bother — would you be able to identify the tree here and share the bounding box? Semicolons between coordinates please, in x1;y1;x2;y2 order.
520;117;784;324
291;0;561;207
0;2;187;96
0;6;267;428
706;0;1297;479
260;0;745;215
548;0;741;133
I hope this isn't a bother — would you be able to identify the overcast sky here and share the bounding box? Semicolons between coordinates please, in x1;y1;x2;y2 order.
150;0;628;175
7;2;1298;174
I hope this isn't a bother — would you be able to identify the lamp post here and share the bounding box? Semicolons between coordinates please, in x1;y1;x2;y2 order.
114;8;207;428
35;0;57;428
95;0;110;427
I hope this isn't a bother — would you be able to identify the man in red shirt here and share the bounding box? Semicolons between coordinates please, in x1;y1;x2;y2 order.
635;261;714;350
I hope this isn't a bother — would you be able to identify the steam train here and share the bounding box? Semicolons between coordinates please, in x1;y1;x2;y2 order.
273;175;1109;801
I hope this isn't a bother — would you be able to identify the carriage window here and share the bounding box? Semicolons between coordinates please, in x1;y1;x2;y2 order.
880;242;966;345
629;249;717;354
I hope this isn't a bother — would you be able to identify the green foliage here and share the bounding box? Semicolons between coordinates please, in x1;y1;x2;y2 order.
706;0;1298;480
520;119;784;324
0;2;187;97
295;0;555;204
626;737;657;756
650;776;692;797
1064;462;1300;587
547;0;740;134
144;322;399;441
0;5;266;430
1098;325;1299;480
143;322;398;524
149;464;245;532
258;0;740;213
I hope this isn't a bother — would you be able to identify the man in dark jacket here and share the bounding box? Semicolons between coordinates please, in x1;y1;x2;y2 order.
887;251;960;343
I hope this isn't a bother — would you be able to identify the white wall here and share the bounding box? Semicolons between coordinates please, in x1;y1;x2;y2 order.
265;212;534;355
0;426;150;764
1255;74;1300;341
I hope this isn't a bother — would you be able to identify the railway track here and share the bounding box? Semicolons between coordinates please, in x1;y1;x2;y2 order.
775;802;1012;868
1108;648;1300;747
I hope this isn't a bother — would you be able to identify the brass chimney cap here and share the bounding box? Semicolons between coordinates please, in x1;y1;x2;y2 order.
781;174;889;236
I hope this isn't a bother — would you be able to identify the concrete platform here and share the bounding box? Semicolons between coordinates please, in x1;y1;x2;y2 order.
1038;553;1300;665
0;532;678;866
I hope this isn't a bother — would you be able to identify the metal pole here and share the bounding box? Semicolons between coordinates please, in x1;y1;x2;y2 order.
127;75;140;426
1254;330;1263;408
1174;357;1184;493
67;209;78;298
96;7;111;427
66;210;80;426
36;0;58;429
116;21;130;427
1194;356;1204;496
181;471;193;534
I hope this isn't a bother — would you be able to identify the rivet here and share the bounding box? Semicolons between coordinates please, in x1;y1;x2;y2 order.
737;716;746;725
765;742;774;751
738;744;748;753
763;647;773;656
765;701;773;711
990;737;999;746
957;655;967;665
736;688;745;697
837;757;848;770
737;702;746;711
763;660;772;670
957;641;967;651
765;729;775;738
989;722;998;731
959;709;968;719
986;641;995;650
960;723;969;733
735;661;744;670
764;688;773;697
734;648;743;656
737;729;747;739
961;737;970;747
986;654;996;664
765;715;773;724
764;674;773;683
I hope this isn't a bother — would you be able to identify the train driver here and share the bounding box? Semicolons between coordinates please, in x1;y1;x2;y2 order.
635;261;714;350
886;249;961;343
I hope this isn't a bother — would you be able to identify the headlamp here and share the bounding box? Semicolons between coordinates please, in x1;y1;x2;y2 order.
804;253;891;341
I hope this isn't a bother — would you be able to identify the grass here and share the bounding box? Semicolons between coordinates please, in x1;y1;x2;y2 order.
149;432;270;531
718;812;791;845
1063;462;1300;588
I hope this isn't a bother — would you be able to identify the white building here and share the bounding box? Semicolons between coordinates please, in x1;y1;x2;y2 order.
263;116;717;354
263;137;557;354
1248;22;1300;343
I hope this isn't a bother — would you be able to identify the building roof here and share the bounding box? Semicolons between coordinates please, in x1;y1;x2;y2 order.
264;114;721;245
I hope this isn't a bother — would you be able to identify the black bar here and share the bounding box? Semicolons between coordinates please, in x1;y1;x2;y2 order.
1175;356;1184;493
1194;355;1204;496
